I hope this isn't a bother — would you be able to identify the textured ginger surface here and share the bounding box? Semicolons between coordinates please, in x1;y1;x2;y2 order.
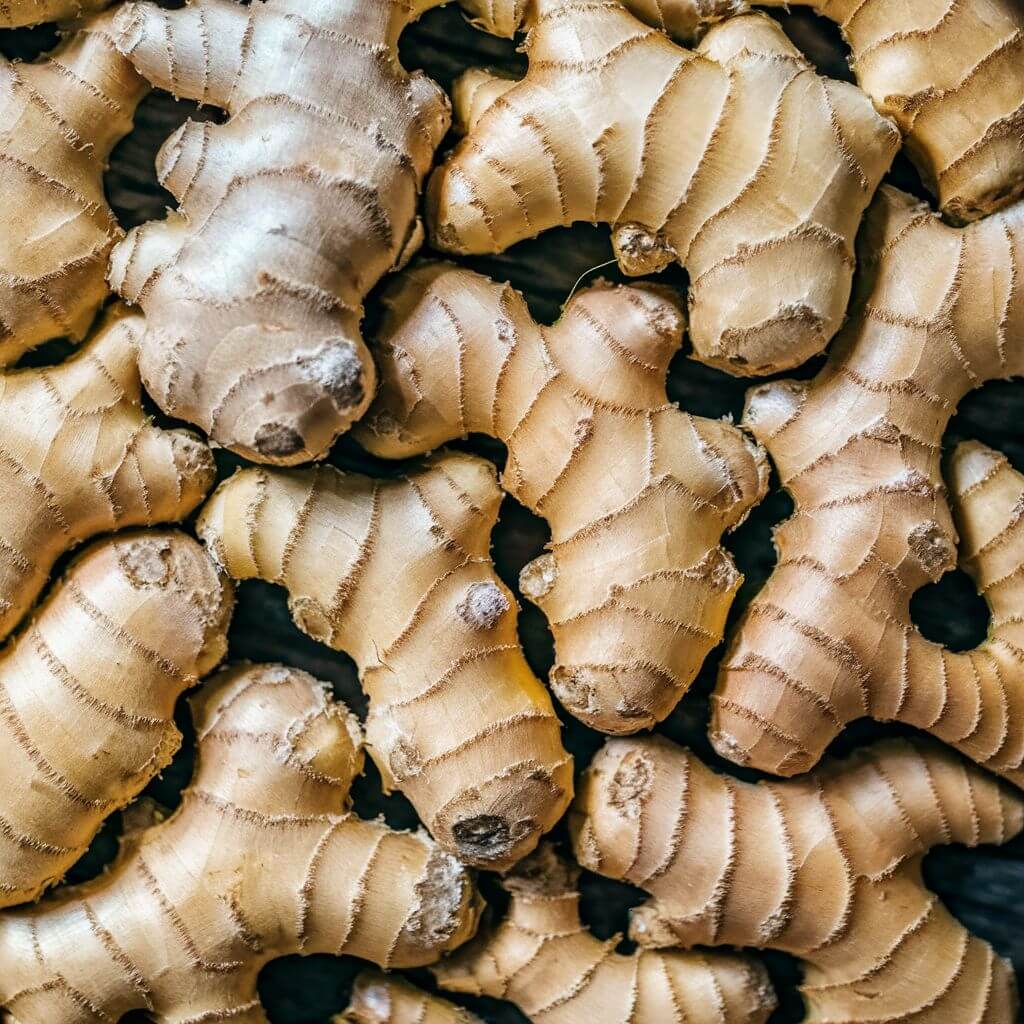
198;451;572;869
0;0;107;27
427;1;898;374
0;665;480;1023
0;530;232;909
0;10;146;363
573;735;1024;1023
0;306;215;642
338;972;483;1024
107;0;509;464
357;265;767;734
435;844;776;1024
629;0;1024;222
711;185;1024;784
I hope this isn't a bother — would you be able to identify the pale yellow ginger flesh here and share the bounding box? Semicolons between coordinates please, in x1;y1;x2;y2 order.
434;843;776;1024
107;0;509;464
573;735;1024;1024
426;1;899;375
356;265;768;735
710;185;1024;784
627;0;1024;223
1;0;108;28
0;305;216;643
0;665;480;1023
337;972;483;1024
0;529;232;910
197;451;572;869
0;11;147;363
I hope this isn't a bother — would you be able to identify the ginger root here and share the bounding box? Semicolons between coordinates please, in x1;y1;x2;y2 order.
1;0;108;28
0;529;232;909
338;972;482;1024
711;185;1024;784
197;451;572;869
0;664;480;1023
627;0;1024;222
356;265;767;734
434;843;776;1024
426;1;898;374
0;305;215;642
107;0;507;464
0;10;147;363
573;734;1024;1024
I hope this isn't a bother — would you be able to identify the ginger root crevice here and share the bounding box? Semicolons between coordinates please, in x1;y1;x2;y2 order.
356;264;768;735
0;305;216;642
426;0;899;374
433;843;777;1024
572;733;1024;1023
711;185;1024;786
0;529;232;909
0;665;480;1023
0;10;147;362
197;451;573;870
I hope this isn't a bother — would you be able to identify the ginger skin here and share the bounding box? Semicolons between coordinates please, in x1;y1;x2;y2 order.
107;0;507;464
0;306;215;642
434;843;776;1024
0;0;108;28
338;972;482;1024
0;11;147;363
628;0;1024;222
0;530;232;909
711;186;1024;785
0;665;480;1023
573;734;1024;1024
356;265;767;735
197;452;572;870
426;1;898;374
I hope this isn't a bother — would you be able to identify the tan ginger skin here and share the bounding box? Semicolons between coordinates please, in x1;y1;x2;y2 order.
434;843;776;1024
107;0;518;465
0;11;147;364
0;664;480;1023
710;185;1024;785
426;1;899;375
337;972;483;1024
573;735;1024;1024
0;529;232;909
356;265;768;735
197;451;572;870
624;0;1024;223
1;0;108;28
0;306;215;643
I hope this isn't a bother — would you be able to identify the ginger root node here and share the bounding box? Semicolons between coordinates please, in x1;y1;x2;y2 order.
456;581;509;629
255;422;305;458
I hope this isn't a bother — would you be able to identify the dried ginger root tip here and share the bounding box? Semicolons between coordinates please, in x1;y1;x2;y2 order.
0;530;232;908
106;0;520;464
0;306;216;642
0;11;147;362
628;0;1024;221
197;451;572;870
338;971;483;1024
0;665;479;1022
427;1;899;374
711;185;1024;787
355;264;768;735
573;734;1024;1024
434;843;776;1024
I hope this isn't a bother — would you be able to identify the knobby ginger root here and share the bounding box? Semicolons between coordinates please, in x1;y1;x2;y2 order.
0;0;108;28
197;452;572;870
627;0;1024;222
711;185;1024;784
0;529;232;909
107;0;508;464
0;305;215;642
338;972;482;1024
434;843;776;1024
0;664;480;1023
0;10;147;363
427;2;899;374
573;734;1024;1024
355;265;768;734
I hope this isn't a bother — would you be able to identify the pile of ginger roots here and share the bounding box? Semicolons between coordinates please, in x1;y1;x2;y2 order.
2;0;1024;1021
